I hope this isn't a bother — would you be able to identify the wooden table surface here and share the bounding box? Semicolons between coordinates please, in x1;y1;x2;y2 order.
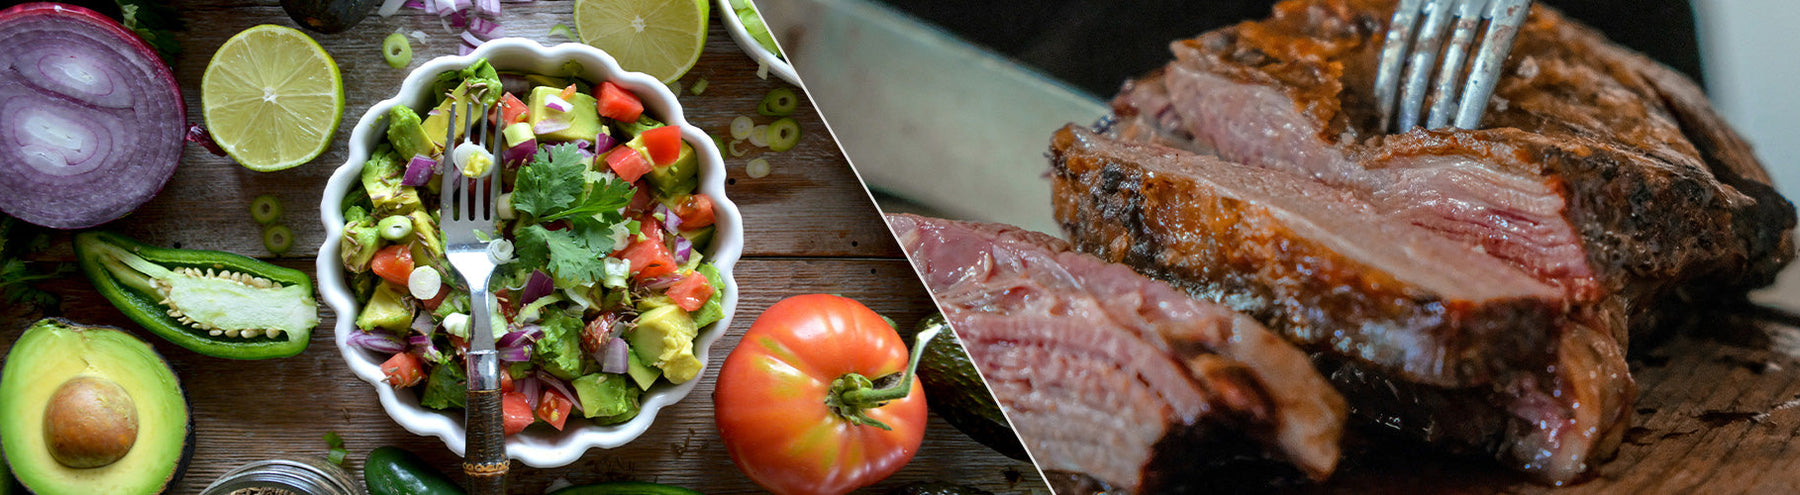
0;2;1044;494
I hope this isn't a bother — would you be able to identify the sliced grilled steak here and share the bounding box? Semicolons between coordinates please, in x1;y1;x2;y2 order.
887;213;1346;493
1057;0;1792;484
1052;126;1633;483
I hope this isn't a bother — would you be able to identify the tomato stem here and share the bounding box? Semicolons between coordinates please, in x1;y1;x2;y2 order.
827;324;943;431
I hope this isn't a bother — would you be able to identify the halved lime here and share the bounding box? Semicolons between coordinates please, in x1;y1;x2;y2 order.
202;25;344;172
574;0;710;83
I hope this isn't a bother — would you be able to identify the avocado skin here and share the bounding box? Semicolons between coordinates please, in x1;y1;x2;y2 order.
901;315;1031;461
281;0;382;34
886;481;997;495
1;318;194;495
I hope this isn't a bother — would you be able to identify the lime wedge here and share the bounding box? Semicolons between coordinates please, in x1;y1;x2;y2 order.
574;0;710;83
202;25;344;172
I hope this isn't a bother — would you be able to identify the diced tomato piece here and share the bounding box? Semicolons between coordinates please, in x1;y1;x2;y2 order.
499;92;529;125
502;392;534;435
666;273;713;312
641;125;682;166
626;180;655;215
380;352;425;388
605;146;653;182
500;368;515;393
535;389;575;431
371;245;414;286
596;81;643;122
672;194;715;230
559;83;579;100
615;224;678;281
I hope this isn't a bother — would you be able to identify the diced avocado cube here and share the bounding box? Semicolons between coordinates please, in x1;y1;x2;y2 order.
635;295;676;313
625;350;659;391
645;141;698;199
356;282;413;333
536;312;586;381
629;305;702;384
386;106;439;160
503;122;536;148
528;86;603;143
407;210;445;262
690;263;726;329
677;224;716;253
360;147;422;216
615;115;663;139
341;206;381;273
573;373;641;424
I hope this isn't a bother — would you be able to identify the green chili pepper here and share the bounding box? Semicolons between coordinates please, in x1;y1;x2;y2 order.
74;231;320;360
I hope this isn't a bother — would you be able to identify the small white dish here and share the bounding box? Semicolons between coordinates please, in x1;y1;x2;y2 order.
718;0;800;85
315;38;743;469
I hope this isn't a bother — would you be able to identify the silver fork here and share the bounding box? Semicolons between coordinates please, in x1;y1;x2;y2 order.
437;93;507;495
1373;0;1532;132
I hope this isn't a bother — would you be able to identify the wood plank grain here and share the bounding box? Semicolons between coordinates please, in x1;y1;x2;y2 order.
0;258;1042;494
54;0;898;262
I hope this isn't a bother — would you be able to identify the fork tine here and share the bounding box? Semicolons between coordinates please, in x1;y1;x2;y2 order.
1374;0;1426;132
462;96;478;221
1424;0;1489;129
1396;0;1458;132
1454;0;1530;129
488;103;504;223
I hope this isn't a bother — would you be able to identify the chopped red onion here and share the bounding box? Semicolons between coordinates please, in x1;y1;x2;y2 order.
519;371;541;409
642;274;681;290
498;344;532;362
654;204;682;232
594;132;618;153
185;124;226;157
540;375;583;414
411;340;444;364
349;331;407;354
403;154;436;186
410;312;436;336
674;236;693;264
533;118;570;134
457;43;474;56
404;0;424;8
542;95;572;113
601;337;630;374
504;137;536;166
497;324;543;349
459;30;483;48
520;269;553;305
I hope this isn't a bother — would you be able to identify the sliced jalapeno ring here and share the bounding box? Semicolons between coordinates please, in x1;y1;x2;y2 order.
74;231;320;360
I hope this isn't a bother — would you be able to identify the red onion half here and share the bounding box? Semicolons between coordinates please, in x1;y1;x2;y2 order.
0;3;185;229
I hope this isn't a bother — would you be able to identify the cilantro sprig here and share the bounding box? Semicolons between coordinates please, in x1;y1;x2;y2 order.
509;143;636;285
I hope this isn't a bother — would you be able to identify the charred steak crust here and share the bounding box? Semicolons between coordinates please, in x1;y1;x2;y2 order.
887;214;1346;492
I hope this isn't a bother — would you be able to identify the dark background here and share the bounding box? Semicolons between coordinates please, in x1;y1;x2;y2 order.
874;0;1702;98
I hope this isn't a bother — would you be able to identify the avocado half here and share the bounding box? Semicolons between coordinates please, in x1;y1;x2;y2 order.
0;318;193;495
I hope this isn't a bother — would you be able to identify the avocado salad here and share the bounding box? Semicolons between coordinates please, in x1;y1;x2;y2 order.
339;59;725;432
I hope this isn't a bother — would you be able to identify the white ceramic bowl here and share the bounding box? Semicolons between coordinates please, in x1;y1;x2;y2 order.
315;38;742;468
718;0;800;85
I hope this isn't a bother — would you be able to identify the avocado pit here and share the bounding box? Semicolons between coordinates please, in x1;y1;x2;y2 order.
43;376;138;468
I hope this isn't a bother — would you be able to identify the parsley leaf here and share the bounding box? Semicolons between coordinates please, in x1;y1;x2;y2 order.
511;143;588;219
515;224;610;285
543;176;634;222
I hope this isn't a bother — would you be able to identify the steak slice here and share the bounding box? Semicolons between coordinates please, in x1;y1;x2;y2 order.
1051;126;1634;483
887;213;1346;492
1111;0;1794;336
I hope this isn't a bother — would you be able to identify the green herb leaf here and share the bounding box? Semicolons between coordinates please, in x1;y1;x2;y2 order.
542;176;633;223
511;143;588;219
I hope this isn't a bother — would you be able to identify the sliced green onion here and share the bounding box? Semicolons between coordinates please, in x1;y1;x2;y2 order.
758;87;798;117
690;77;709;95
249;194;283;225
378;215;414;241
263;225;294;255
323;431;347;466
747;124;770;147
767;117;801;152
548;23;576;40
746;158;771;178
382;32;411;69
730;116;754;140
729;139;751;157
